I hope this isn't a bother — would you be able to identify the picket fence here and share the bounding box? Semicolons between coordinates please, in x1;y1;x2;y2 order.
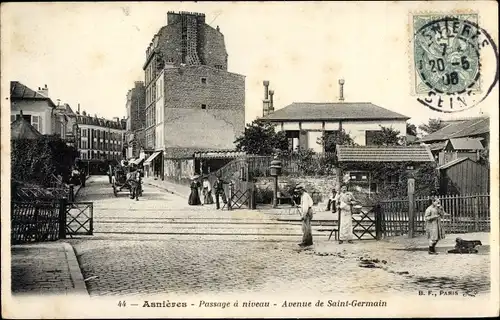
379;193;490;237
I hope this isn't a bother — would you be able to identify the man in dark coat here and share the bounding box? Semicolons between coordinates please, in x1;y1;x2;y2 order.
213;176;228;210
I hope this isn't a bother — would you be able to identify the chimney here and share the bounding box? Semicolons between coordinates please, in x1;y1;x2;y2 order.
78;103;80;113
37;84;49;97
268;90;275;114
262;81;271;117
263;80;270;100
338;79;345;102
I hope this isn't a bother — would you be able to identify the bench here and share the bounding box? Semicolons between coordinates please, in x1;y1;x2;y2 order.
317;227;339;241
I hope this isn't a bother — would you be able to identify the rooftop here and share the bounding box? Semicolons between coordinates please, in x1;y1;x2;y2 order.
419;117;489;142
446;138;484;150
263;102;409;122
337;145;435;163
11;116;42;140
10;81;56;107
437;157;472;170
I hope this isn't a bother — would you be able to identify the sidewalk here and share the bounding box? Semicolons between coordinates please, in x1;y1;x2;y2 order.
143;177;190;198
11;242;88;296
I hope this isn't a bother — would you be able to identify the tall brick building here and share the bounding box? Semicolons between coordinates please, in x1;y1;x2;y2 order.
124;81;146;159
142;11;245;181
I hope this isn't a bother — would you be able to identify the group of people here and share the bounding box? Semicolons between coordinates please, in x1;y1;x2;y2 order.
111;160;143;201
296;184;446;254
188;175;229;210
295;184;357;247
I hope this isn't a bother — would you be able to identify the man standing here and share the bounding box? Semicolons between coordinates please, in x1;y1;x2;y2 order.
425;197;446;254
325;187;337;212
295;184;314;247
213;175;228;210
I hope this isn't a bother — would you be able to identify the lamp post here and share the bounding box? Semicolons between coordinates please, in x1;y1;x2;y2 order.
269;155;282;208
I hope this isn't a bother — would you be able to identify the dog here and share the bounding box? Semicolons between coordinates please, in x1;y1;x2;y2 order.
447;237;483;254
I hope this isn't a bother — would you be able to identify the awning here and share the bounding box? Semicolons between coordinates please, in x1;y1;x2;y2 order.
144;151;162;165
132;155;146;165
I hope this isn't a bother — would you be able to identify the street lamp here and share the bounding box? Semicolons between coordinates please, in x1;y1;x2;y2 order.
269;155;282;208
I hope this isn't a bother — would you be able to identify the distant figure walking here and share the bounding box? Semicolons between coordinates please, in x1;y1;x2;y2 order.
425;197;446;254
337;184;356;244
295;184;314;247
188;176;202;205
202;176;214;205
213;175;228;209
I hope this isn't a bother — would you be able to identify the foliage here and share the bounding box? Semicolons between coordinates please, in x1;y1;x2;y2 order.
418;118;446;135
371;125;404;146
478;149;489;166
318;129;357;153
11;136;79;186
234;119;288;155
406;123;418;136
339;161;438;200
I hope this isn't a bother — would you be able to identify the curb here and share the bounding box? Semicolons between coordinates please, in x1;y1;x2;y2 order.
144;181;188;199
62;242;89;296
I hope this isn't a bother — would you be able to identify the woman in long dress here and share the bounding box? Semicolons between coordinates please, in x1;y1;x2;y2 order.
188;177;202;205
202;176;214;204
425;197;446;254
336;184;356;244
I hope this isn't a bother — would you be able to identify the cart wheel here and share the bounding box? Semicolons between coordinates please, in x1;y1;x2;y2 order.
113;186;118;197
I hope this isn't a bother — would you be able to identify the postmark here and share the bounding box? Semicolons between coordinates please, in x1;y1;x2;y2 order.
412;14;499;113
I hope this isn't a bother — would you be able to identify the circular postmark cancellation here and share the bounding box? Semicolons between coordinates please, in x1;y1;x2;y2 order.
413;16;499;113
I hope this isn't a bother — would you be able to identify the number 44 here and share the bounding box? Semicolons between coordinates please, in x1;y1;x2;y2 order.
118;300;126;307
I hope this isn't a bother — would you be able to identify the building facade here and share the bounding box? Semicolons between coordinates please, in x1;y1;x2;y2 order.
10;82;62;136
75;111;126;173
142;11;245;180
124;81;146;159
262;81;409;152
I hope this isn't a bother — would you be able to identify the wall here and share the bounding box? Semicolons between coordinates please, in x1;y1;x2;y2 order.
163;66;245;152
255;175;338;205
164;158;195;183
154;16;227;69
11;100;53;135
342;120;406;146
273;119;407;150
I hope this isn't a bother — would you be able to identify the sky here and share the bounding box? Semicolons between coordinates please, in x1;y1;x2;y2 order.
2;1;498;130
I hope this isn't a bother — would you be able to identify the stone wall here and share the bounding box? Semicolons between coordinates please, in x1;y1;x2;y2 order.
254;175;338;205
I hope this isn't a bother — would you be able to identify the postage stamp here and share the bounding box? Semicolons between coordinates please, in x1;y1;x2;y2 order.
1;2;498;319
411;13;499;113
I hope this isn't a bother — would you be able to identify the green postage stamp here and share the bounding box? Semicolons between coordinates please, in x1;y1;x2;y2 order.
410;13;498;113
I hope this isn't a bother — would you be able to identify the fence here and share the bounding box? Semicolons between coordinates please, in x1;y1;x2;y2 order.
11;201;64;244
244;153;336;177
379;193;490;237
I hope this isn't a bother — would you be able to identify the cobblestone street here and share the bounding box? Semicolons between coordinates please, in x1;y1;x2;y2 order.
64;176;492;297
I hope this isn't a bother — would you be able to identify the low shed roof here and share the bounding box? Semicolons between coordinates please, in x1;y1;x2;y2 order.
337;145;435;162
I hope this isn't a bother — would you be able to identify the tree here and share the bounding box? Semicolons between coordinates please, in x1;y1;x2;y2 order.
418;118;446;135
234;119;288;155
371;126;403;146
318;129;357;153
406;122;417;136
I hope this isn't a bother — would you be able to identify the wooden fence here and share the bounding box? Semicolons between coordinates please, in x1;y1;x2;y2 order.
379;193;490;237
11;201;64;244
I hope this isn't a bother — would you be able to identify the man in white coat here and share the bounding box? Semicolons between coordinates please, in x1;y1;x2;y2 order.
295;184;314;247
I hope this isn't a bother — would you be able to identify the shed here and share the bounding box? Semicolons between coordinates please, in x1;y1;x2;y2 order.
437;157;489;194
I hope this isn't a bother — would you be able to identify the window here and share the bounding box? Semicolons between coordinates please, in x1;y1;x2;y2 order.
323;130;340;152
32;116;41;132
201;77;207;84
201;104;207;110
82;129;87;137
365;130;381;146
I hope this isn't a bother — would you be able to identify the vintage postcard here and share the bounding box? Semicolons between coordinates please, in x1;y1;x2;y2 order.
1;1;498;318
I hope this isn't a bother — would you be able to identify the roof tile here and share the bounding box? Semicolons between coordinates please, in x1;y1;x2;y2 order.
337;145;435;162
264;102;409;121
